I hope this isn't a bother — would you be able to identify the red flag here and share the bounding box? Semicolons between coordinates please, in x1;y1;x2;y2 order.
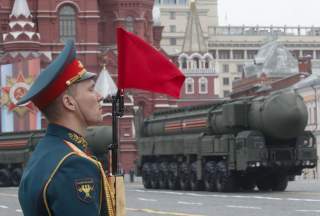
117;27;185;98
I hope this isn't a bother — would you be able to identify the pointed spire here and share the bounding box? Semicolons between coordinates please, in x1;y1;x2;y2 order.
0;0;46;64
182;0;207;53
152;3;161;26
10;0;32;18
94;66;118;99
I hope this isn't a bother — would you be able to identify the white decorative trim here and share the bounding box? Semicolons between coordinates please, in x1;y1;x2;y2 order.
55;1;81;12
37;10;99;13
102;113;134;119
9;21;35;28
37;15;57;18
3;41;40;45
78;16;100;19
41;42;100;46
51;50;100;54
121;115;134;119
154;104;177;108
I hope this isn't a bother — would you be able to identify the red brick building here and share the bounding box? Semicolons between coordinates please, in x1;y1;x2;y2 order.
0;0;176;172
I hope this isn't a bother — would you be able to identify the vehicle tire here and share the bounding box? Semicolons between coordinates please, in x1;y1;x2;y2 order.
271;175;288;191
0;169;11;187
239;176;255;191
142;163;152;189
150;163;160;189
159;162;169;189
256;177;272;191
179;162;190;191
215;162;235;192
190;162;203;191
168;163;179;190
11;168;23;187
204;161;217;191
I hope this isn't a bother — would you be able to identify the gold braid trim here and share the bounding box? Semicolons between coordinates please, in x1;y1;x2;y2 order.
43;152;77;216
64;140;115;216
68;132;88;150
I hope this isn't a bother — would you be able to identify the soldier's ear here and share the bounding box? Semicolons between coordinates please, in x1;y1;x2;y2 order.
62;94;77;111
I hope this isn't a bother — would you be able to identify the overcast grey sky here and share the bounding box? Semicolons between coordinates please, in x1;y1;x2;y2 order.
218;0;320;27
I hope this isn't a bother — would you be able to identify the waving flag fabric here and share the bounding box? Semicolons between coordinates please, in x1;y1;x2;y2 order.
117;27;185;98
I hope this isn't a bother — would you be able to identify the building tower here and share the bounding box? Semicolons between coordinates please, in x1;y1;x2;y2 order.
177;1;218;106
0;0;49;64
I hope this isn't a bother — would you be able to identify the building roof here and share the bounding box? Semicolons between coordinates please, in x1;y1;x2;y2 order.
181;0;207;53
10;0;32;18
244;41;299;78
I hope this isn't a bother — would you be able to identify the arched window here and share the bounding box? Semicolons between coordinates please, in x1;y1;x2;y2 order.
194;57;200;68
181;57;187;69
185;78;194;94
125;16;134;32
59;5;76;42
205;57;211;68
199;77;208;94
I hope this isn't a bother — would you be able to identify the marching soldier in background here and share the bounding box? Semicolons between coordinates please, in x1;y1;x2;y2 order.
17;40;115;215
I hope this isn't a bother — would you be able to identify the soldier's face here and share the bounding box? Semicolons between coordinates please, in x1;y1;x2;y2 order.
73;79;103;126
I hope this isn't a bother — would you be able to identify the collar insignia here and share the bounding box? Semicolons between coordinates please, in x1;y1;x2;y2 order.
75;179;95;203
68;132;88;150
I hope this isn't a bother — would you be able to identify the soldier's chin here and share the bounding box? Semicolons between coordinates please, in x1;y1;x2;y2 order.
87;116;103;126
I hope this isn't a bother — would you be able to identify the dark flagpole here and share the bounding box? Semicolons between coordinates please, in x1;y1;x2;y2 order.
110;89;124;174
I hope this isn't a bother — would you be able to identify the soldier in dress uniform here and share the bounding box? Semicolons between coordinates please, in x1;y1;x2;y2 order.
17;40;115;216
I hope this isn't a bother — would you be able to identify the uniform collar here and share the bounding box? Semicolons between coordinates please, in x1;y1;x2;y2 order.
46;123;88;151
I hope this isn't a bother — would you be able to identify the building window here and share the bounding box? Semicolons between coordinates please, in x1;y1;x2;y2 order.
209;50;216;59
205;58;210;68
233;50;244;59
170;38;176;45
218;50;230;59
237;64;244;73
316;51;320;59
314;106;317;124
194;57;200;68
125;16;134;32
199;77;208;94
223;90;230;97
59;5;76;42
169;11;176;20
223;77;229;85
155;0;161;4
164;0;177;4
222;64;229;73
185;78;194;94
179;0;187;4
181;57;187;69
291;50;300;59
170;25;176;32
247;50;258;59
302;50;313;59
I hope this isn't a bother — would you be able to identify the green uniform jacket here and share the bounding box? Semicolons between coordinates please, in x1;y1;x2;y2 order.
18;123;108;216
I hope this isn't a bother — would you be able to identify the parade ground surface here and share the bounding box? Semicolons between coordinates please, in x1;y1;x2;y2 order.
2;176;320;216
